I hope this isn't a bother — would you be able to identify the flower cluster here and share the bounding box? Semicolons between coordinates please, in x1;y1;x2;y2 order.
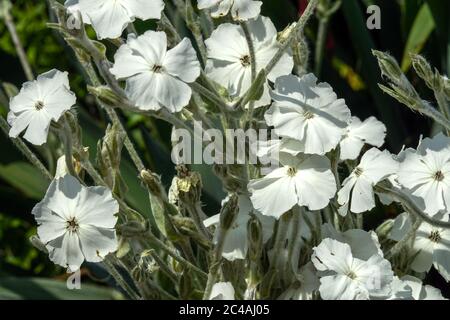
3;0;450;301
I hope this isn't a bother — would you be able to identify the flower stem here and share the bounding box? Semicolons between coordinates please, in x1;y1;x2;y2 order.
385;218;422;259
3;3;34;81
265;0;318;75
103;257;141;300
0;117;53;181
375;184;450;229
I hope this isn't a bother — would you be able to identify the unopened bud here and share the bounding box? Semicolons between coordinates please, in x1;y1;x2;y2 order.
118;220;148;237
29;235;48;254
372;50;405;86
140;169;163;196
247;214;263;261
220;193;239;230
87;85;123;106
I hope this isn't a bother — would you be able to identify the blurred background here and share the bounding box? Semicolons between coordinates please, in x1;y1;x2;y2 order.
0;0;448;299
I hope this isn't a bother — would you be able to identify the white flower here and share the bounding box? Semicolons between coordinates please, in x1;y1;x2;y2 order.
321;223;383;260
397;132;450;215
32;175;119;272
265;74;351;155
389;276;446;300
73;0;164;39
337;148;398;214
204;195;274;261
209;282;235;300
248;153;336;218
389;212;450;281
205;16;293;107
110;31;201;112
339;116;386;161
198;0;262;21
7;70;76;146
312;238;394;300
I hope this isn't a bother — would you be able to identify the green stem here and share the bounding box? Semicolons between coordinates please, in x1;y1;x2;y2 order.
385;218;422;260
376;184;450;229
314;17;329;76
0;117;53;181
103;257;141;300
3;3;34;81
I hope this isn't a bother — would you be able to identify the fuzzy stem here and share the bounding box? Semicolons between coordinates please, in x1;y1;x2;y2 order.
103;257;141;300
376;184;450;229
385;218;422;259
3;4;34;81
0;117;53;181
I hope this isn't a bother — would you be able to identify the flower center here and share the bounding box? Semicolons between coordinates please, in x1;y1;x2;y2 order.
35;101;44;111
346;271;357;280
151;65;164;73
66;217;80;233
240;55;251;67
302;110;315;120
429;230;441;243
354;167;363;177
433;171;445;182
287;167;297;177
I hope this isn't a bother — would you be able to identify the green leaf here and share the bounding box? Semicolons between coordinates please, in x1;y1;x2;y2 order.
0;277;123;300
0;162;47;199
401;3;435;72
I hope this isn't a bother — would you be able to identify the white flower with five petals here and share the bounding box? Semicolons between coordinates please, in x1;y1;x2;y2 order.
205;16;293;107
248;153;336;218
69;0;165;39
110;31;201;112
265;74;351;155
32;175;119;272
337;148;398;214
389;212;450;281
397;133;450;215
7;70;76;146
198;0;262;21
312;238;394;300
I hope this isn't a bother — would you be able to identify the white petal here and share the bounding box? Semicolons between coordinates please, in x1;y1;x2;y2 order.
312;238;353;274
123;0;164;20
359;148;398;183
76;186;119;229
319;275;362;300
22;111;52;146
349;177;375;213
411;236;435;273
433;242;450;281
79;0;131;39
209;282;235;300
47;231;84;272
248;174;297;219
154;73;193;112
164;38;201;83
230;0;262;21
78;225;118;262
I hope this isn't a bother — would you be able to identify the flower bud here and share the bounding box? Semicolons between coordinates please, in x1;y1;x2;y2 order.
375;218;394;239
29;235;48;254
140;169;163;196
247;214;263;261
87;85;124;107
372;50;404;85
118;220;148;237
219;193;239;230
